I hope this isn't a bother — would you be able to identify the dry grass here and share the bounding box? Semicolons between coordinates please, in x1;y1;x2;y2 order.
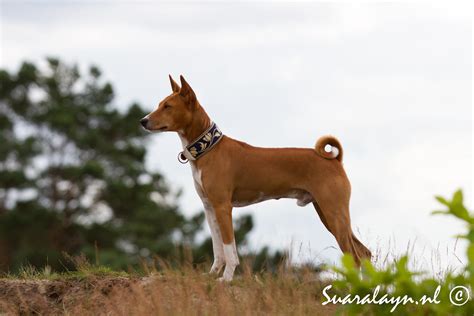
1;235;462;315
0;263;337;315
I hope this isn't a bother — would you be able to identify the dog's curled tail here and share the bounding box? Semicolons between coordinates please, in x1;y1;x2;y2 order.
315;135;343;162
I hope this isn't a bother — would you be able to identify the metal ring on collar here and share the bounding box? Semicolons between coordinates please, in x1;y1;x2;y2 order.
177;152;189;164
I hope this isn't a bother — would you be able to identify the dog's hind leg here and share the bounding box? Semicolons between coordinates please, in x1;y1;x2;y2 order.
351;233;372;260
311;194;371;265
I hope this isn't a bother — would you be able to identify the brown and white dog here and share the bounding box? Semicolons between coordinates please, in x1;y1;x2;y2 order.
141;75;371;281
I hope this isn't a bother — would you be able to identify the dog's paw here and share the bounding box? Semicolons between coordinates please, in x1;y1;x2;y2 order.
217;276;232;283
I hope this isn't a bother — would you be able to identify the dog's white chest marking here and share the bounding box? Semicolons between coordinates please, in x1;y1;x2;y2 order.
191;164;203;188
188;161;225;273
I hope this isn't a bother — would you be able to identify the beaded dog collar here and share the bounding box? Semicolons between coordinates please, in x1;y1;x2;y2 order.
178;122;223;164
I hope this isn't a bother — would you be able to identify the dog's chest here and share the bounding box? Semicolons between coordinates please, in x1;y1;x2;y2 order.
190;163;207;200
191;164;203;189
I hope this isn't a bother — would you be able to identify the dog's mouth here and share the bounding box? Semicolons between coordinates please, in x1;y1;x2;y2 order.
143;125;169;133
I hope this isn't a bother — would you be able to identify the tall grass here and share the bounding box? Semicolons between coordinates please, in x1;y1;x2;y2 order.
1;190;471;315
0;258;335;315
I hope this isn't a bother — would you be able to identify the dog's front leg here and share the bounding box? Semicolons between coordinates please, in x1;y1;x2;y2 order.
212;203;239;282
202;199;225;274
220;239;238;282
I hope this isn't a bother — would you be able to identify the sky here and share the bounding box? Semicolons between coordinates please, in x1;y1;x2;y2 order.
1;1;472;271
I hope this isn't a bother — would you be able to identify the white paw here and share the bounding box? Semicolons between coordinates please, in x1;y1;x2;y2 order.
217;276;232;282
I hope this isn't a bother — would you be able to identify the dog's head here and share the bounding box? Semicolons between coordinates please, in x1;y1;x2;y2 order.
140;75;198;132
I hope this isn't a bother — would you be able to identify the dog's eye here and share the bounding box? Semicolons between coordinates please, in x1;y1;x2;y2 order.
164;104;172;110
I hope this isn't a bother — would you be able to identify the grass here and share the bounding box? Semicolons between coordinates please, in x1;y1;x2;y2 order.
0;235;465;315
0;240;467;315
5;264;128;281
2;190;470;315
0;259;336;315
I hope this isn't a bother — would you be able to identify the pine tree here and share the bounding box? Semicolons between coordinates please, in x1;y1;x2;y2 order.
0;58;206;271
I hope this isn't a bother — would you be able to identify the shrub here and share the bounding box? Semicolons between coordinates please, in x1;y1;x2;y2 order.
323;190;473;315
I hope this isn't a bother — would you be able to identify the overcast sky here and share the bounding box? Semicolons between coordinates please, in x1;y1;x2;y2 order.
1;1;472;271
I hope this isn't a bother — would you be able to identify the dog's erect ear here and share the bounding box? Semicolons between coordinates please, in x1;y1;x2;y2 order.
179;75;197;108
169;74;180;93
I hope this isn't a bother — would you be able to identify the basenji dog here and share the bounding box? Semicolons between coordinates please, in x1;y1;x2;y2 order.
141;75;372;281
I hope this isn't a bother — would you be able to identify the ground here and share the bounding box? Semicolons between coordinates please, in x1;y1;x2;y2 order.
0;267;338;315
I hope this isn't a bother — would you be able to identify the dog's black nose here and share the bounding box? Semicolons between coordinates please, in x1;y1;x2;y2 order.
140;118;149;128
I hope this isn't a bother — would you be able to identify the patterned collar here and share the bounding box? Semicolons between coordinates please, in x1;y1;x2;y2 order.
178;122;223;163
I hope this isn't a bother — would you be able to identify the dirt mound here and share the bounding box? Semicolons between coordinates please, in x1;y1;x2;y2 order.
0;273;336;315
0;277;136;314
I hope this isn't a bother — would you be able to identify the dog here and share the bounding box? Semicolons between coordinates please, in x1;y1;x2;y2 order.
140;75;372;281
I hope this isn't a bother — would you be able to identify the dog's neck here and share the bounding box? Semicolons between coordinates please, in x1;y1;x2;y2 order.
178;105;211;147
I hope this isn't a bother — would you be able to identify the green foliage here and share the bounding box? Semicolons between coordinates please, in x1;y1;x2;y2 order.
326;190;473;315
0;58;194;272
0;58;283;274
